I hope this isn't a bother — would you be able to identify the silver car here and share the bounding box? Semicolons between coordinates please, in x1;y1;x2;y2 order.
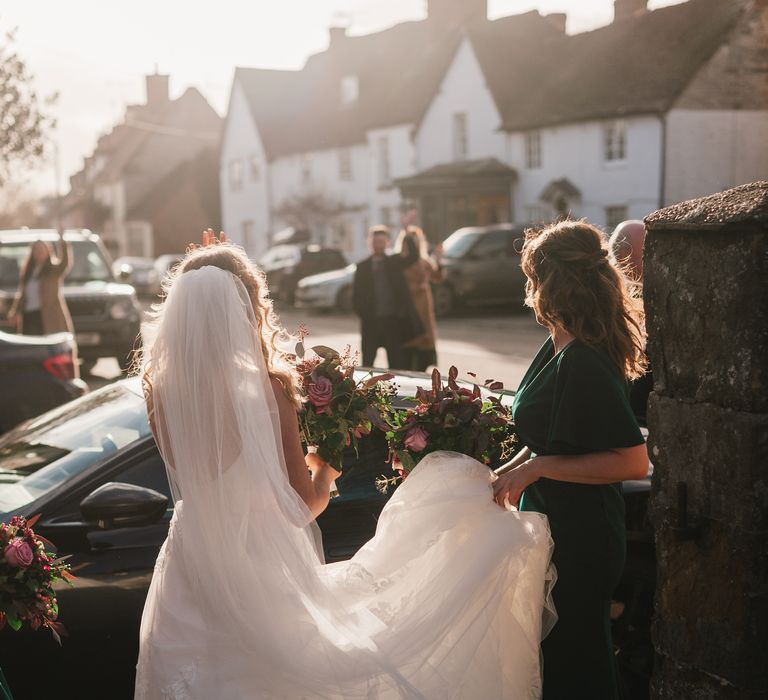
295;264;356;312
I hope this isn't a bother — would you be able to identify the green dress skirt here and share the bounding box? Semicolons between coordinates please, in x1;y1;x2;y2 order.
512;337;644;700
0;667;13;700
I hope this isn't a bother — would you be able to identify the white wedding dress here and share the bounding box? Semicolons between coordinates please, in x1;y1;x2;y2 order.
134;266;556;700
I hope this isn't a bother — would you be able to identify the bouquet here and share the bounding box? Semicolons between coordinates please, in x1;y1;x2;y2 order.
378;366;516;492
294;335;395;475
0;514;74;643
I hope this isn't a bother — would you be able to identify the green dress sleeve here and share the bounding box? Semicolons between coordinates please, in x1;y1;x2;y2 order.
546;343;644;454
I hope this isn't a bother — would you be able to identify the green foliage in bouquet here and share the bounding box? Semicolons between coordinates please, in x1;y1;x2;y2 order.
378;366;516;492
295;339;395;472
0;514;74;644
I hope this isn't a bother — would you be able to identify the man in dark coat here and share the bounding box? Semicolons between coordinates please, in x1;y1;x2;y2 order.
353;226;422;369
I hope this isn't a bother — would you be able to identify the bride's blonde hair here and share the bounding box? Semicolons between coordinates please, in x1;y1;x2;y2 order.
140;243;301;409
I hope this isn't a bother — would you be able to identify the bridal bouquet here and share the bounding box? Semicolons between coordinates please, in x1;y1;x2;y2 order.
295;335;395;474
0;514;74;643
378;366;516;492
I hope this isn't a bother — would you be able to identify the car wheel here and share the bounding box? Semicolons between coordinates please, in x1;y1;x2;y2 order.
336;286;353;313
432;284;455;318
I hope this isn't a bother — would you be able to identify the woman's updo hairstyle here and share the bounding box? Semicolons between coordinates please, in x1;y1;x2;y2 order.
520;219;647;380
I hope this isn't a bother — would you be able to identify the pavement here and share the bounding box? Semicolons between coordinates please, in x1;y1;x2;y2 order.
84;304;548;393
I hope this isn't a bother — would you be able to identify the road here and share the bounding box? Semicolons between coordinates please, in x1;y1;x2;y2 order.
85;305;548;392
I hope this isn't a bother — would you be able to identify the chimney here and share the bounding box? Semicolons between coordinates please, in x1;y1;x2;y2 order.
329;25;347;48
145;71;170;109
613;0;649;23
544;13;567;33
427;0;487;26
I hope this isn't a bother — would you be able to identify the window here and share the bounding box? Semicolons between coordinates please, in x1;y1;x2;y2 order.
249;154;261;182
228;159;243;192
525;205;551;224
605;206;629;230
379;206;392;227
340;75;359;105
525;131;542;169
242;220;255;251
453;112;468;161
468;230;511;260
603;121;626;162
338;148;352;181
378;136;391;187
116;454;173;505
300;154;313;184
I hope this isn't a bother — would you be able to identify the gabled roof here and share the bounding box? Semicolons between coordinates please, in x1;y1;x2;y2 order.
472;0;744;132
232;12;562;160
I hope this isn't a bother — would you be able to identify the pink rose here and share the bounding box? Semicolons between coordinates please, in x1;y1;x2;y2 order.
404;425;429;453
308;376;334;412
5;538;34;568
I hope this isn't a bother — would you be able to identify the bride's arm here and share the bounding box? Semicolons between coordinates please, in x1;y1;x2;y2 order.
271;378;340;518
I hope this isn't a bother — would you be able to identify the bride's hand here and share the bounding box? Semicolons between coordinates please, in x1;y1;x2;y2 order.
306;452;341;479
492;460;540;509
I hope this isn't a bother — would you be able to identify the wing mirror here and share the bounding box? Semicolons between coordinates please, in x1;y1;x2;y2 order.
80;482;168;529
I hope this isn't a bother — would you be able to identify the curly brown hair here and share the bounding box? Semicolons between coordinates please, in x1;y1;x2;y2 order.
520;220;647;380
140;243;302;409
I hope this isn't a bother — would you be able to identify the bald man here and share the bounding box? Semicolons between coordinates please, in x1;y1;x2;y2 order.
609;219;645;281
610;219;651;424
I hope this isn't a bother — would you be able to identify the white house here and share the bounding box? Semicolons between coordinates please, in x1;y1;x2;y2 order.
220;0;768;260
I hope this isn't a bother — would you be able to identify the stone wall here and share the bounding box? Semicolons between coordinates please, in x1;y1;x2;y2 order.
644;181;768;698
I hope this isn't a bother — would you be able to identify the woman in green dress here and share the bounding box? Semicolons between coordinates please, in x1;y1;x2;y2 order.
493;220;649;699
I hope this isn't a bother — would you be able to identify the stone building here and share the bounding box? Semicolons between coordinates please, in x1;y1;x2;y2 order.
63;73;222;258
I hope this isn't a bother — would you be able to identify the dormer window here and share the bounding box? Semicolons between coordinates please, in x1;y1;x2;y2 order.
341;75;359;105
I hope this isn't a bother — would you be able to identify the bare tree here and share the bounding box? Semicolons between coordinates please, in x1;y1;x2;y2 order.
0;28;57;185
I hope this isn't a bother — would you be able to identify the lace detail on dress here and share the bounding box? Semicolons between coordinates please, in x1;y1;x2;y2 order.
160;662;199;700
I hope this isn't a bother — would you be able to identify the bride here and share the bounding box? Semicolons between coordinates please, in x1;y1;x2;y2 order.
134;239;555;699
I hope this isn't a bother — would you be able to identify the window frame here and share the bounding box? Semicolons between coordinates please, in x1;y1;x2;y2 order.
453;112;468;161
338;147;353;181
228;158;244;192
603;120;627;163
525;130;542;169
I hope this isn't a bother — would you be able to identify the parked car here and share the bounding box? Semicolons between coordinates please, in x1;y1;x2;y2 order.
0;370;654;699
0;330;87;434
259;244;347;304
432;224;528;316
295;264;356;312
153;254;184;294
112;257;160;298
0;230;143;373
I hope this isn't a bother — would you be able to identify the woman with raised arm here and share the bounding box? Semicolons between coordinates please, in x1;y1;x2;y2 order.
493;220;649;699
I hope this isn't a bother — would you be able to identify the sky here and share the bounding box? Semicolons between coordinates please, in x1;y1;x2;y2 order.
3;0;684;196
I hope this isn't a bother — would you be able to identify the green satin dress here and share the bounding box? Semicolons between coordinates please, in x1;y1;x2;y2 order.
512;337;644;700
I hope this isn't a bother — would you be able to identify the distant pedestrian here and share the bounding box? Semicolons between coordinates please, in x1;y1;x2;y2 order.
610;220;652;422
9;230;74;337
395;226;444;371
352;226;422;369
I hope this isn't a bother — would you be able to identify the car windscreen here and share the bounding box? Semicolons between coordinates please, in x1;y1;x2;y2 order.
0;385;151;514
441;231;480;259
0;240;112;287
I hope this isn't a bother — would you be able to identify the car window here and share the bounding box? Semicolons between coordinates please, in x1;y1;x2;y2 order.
303;251;345;268
0;243;28;286
468;231;512;259
0;385;150;514
331;431;391;502
66;241;112;283
441;231;480;259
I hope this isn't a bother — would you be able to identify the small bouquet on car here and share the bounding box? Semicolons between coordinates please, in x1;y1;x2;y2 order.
294;330;395;484
377;366;517;493
0;514;74;643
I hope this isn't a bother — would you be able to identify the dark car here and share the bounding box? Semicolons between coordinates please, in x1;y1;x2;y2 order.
0;230;143;372
259;244;347;304
0;373;654;699
0;330;88;433
432;224;528;316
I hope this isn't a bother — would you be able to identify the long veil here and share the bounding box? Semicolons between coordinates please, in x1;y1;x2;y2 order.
140;264;556;699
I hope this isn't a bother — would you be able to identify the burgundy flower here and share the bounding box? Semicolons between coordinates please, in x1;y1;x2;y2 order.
404;425;429;453
5;538;34;568
308;376;334;412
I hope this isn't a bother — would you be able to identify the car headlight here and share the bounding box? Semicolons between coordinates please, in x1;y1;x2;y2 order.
110;298;136;320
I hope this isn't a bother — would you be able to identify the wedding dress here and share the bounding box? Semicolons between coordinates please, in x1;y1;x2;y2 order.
134;265;556;700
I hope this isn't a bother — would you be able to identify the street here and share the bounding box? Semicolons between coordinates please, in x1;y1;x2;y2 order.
86;305;548;392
